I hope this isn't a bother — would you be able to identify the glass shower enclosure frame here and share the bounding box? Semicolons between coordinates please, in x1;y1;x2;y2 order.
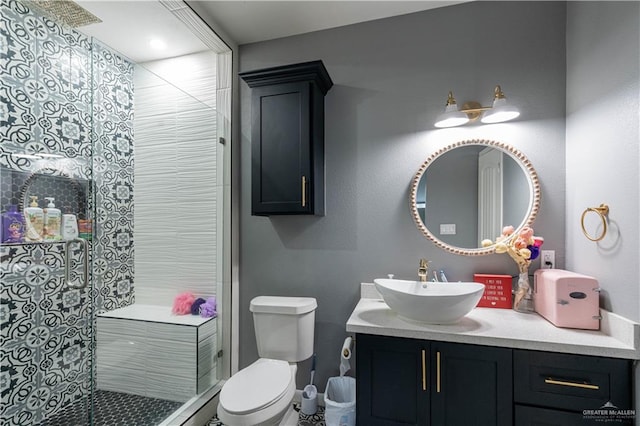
1;1;231;424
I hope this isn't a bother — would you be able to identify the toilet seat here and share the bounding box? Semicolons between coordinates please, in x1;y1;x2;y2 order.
219;358;292;415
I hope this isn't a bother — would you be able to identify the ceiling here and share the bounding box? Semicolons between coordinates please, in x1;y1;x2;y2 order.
77;1;209;63
74;1;468;62
190;1;470;45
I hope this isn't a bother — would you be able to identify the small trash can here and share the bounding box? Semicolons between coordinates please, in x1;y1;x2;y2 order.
324;376;356;426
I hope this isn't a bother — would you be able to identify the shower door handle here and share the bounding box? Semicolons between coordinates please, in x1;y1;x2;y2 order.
65;238;89;289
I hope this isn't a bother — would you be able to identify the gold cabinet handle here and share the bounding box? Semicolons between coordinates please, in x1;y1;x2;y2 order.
301;176;307;207
436;351;441;393
421;349;426;391
544;378;600;390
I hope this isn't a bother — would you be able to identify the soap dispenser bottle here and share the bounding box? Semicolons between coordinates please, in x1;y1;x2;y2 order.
43;197;62;240
25;196;44;242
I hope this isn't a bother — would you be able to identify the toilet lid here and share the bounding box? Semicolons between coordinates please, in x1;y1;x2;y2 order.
220;358;292;415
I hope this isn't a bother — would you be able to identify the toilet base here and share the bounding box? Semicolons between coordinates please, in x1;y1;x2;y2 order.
216;380;295;426
277;404;297;426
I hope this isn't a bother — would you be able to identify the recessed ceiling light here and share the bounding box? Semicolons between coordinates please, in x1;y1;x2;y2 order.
149;38;166;50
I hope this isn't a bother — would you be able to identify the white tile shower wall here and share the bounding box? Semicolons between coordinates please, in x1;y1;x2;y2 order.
133;52;218;305
142;51;217;109
96;315;217;402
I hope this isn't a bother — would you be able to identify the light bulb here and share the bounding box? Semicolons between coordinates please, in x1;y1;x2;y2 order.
434;103;469;128
481;97;520;124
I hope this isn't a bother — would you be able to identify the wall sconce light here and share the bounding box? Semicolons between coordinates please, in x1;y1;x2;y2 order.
434;85;520;128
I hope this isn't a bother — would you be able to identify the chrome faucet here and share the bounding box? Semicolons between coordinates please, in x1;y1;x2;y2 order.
418;258;429;282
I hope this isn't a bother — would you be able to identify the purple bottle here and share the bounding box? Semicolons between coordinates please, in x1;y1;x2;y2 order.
2;205;25;243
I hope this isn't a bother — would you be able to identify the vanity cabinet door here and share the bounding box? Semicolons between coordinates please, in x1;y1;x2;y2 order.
431;341;513;426
356;333;430;425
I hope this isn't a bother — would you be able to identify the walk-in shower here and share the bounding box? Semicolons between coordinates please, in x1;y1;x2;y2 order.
1;1;231;424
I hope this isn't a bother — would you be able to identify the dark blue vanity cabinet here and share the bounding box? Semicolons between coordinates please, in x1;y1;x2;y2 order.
356;334;513;425
356;334;430;425
240;61;333;216
356;334;633;425
513;350;633;425
431;341;513;425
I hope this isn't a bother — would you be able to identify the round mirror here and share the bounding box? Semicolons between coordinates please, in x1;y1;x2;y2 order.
410;139;541;256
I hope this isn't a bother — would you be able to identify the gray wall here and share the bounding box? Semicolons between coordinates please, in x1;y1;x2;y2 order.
566;1;640;324
565;1;640;413
238;1;568;390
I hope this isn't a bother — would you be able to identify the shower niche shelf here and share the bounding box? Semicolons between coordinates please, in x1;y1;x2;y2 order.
240;60;333;216
1;165;91;244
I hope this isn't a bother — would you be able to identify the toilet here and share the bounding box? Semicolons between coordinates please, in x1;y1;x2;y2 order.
217;296;317;426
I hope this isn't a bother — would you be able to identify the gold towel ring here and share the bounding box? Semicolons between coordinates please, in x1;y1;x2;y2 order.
581;204;609;242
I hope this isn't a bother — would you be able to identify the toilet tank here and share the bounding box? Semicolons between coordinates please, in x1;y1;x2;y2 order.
250;296;317;362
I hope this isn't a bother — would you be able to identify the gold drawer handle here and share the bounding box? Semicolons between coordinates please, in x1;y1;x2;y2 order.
544;378;600;390
436;351;441;393
421;349;426;391
301;176;307;207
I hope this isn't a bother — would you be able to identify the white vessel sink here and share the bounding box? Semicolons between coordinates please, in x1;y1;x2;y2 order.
373;278;485;324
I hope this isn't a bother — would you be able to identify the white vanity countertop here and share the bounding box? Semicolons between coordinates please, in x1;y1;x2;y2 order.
346;283;640;360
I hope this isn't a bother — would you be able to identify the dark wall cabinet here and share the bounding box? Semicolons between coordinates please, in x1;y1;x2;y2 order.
240;61;333;216
356;334;513;426
356;334;633;426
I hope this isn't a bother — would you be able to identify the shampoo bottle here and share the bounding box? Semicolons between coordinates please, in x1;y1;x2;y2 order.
61;214;79;240
43;197;62;241
25;196;44;242
2;205;25;243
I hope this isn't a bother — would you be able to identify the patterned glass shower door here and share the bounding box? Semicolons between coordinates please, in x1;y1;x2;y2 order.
0;0;128;424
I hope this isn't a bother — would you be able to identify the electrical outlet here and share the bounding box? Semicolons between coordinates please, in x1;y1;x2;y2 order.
440;224;456;235
541;250;555;269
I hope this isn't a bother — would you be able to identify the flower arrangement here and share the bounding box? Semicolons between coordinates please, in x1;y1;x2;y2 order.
482;225;544;311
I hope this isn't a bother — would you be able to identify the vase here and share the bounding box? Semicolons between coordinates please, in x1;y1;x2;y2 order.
513;271;534;313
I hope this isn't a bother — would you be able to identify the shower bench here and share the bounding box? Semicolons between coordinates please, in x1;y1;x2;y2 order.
96;304;218;402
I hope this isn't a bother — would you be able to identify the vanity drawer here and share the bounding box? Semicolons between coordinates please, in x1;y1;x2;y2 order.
514;350;632;412
514;405;584;426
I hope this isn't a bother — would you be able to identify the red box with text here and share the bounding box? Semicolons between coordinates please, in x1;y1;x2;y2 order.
474;274;513;309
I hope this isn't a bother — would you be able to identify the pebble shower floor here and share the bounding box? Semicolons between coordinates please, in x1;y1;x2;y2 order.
36;390;182;425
